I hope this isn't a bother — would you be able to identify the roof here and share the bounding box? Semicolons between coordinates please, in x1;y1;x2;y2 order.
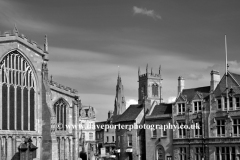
114;104;143;123
230;72;240;85
214;71;240;97
149;103;172;117
111;115;122;123
181;86;210;101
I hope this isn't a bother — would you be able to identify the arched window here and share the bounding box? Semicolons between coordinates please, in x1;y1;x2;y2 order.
0;50;36;131
156;145;165;160
54;98;67;131
152;84;158;96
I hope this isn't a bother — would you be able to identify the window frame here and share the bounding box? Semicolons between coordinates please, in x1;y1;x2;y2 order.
178;121;186;138
193;101;202;113
178;103;186;115
232;119;240;137
151;128;157;138
194;121;202;138
216;119;225;137
128;134;132;147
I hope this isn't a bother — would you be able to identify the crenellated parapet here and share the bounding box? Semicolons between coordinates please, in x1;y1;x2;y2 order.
139;73;161;78
0;28;49;60
49;80;78;94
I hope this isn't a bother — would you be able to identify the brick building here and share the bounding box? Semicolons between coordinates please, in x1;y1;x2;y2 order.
0;28;80;160
114;104;144;160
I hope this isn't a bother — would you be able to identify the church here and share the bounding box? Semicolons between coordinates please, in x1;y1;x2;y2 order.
0;27;80;160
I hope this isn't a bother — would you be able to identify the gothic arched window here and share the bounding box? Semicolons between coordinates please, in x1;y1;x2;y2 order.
152;84;158;96
0;50;36;131
156;145;165;160
54;98;67;131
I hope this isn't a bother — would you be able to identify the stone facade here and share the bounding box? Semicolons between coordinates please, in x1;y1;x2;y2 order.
145;103;173;160
208;71;240;160
173;75;210;160
0;29;80;160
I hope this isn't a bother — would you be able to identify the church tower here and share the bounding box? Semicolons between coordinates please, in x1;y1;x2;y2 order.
113;71;126;116
138;65;162;106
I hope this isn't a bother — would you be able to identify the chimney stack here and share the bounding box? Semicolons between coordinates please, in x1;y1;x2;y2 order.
178;76;184;95
210;70;220;91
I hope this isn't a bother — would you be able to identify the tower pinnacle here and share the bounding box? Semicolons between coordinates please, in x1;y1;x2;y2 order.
44;35;48;53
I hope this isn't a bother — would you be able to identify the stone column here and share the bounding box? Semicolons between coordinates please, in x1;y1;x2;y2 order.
73;99;80;160
66;138;69;160
69;137;73;160
7;136;12;160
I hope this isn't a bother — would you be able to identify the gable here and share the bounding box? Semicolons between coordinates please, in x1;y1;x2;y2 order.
214;72;240;97
176;94;186;103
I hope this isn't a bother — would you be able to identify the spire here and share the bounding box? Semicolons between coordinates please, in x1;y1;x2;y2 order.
114;69;126;116
146;64;148;73
159;65;161;75
13;24;18;34
118;66;120;78
151;67;153;75
44;35;48;53
138;67;141;76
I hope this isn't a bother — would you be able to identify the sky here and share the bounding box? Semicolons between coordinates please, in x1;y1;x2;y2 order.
1;0;240;121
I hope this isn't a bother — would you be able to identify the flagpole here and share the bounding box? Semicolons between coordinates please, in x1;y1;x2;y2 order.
225;35;229;113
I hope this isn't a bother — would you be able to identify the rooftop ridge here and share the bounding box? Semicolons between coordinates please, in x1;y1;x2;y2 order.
182;86;210;91
49;80;78;94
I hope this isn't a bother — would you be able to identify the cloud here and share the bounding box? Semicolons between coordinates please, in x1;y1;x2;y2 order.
167;96;176;103
126;99;138;108
228;60;240;74
133;6;161;20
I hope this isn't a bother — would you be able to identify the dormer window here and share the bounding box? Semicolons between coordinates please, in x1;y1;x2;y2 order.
178;103;185;115
236;97;240;109
224;97;227;110
194;101;202;113
229;97;233;110
217;99;222;110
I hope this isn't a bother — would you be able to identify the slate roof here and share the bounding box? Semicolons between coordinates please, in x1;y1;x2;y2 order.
214;71;240;97
150;103;172;117
113;104;143;123
181;86;210;101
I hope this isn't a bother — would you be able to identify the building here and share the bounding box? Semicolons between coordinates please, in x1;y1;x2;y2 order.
114;104;144;160
95;121;106;155
145;103;173;160
79;105;96;160
208;70;240;160
173;75;211;160
95;111;116;157
0;28;80;160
